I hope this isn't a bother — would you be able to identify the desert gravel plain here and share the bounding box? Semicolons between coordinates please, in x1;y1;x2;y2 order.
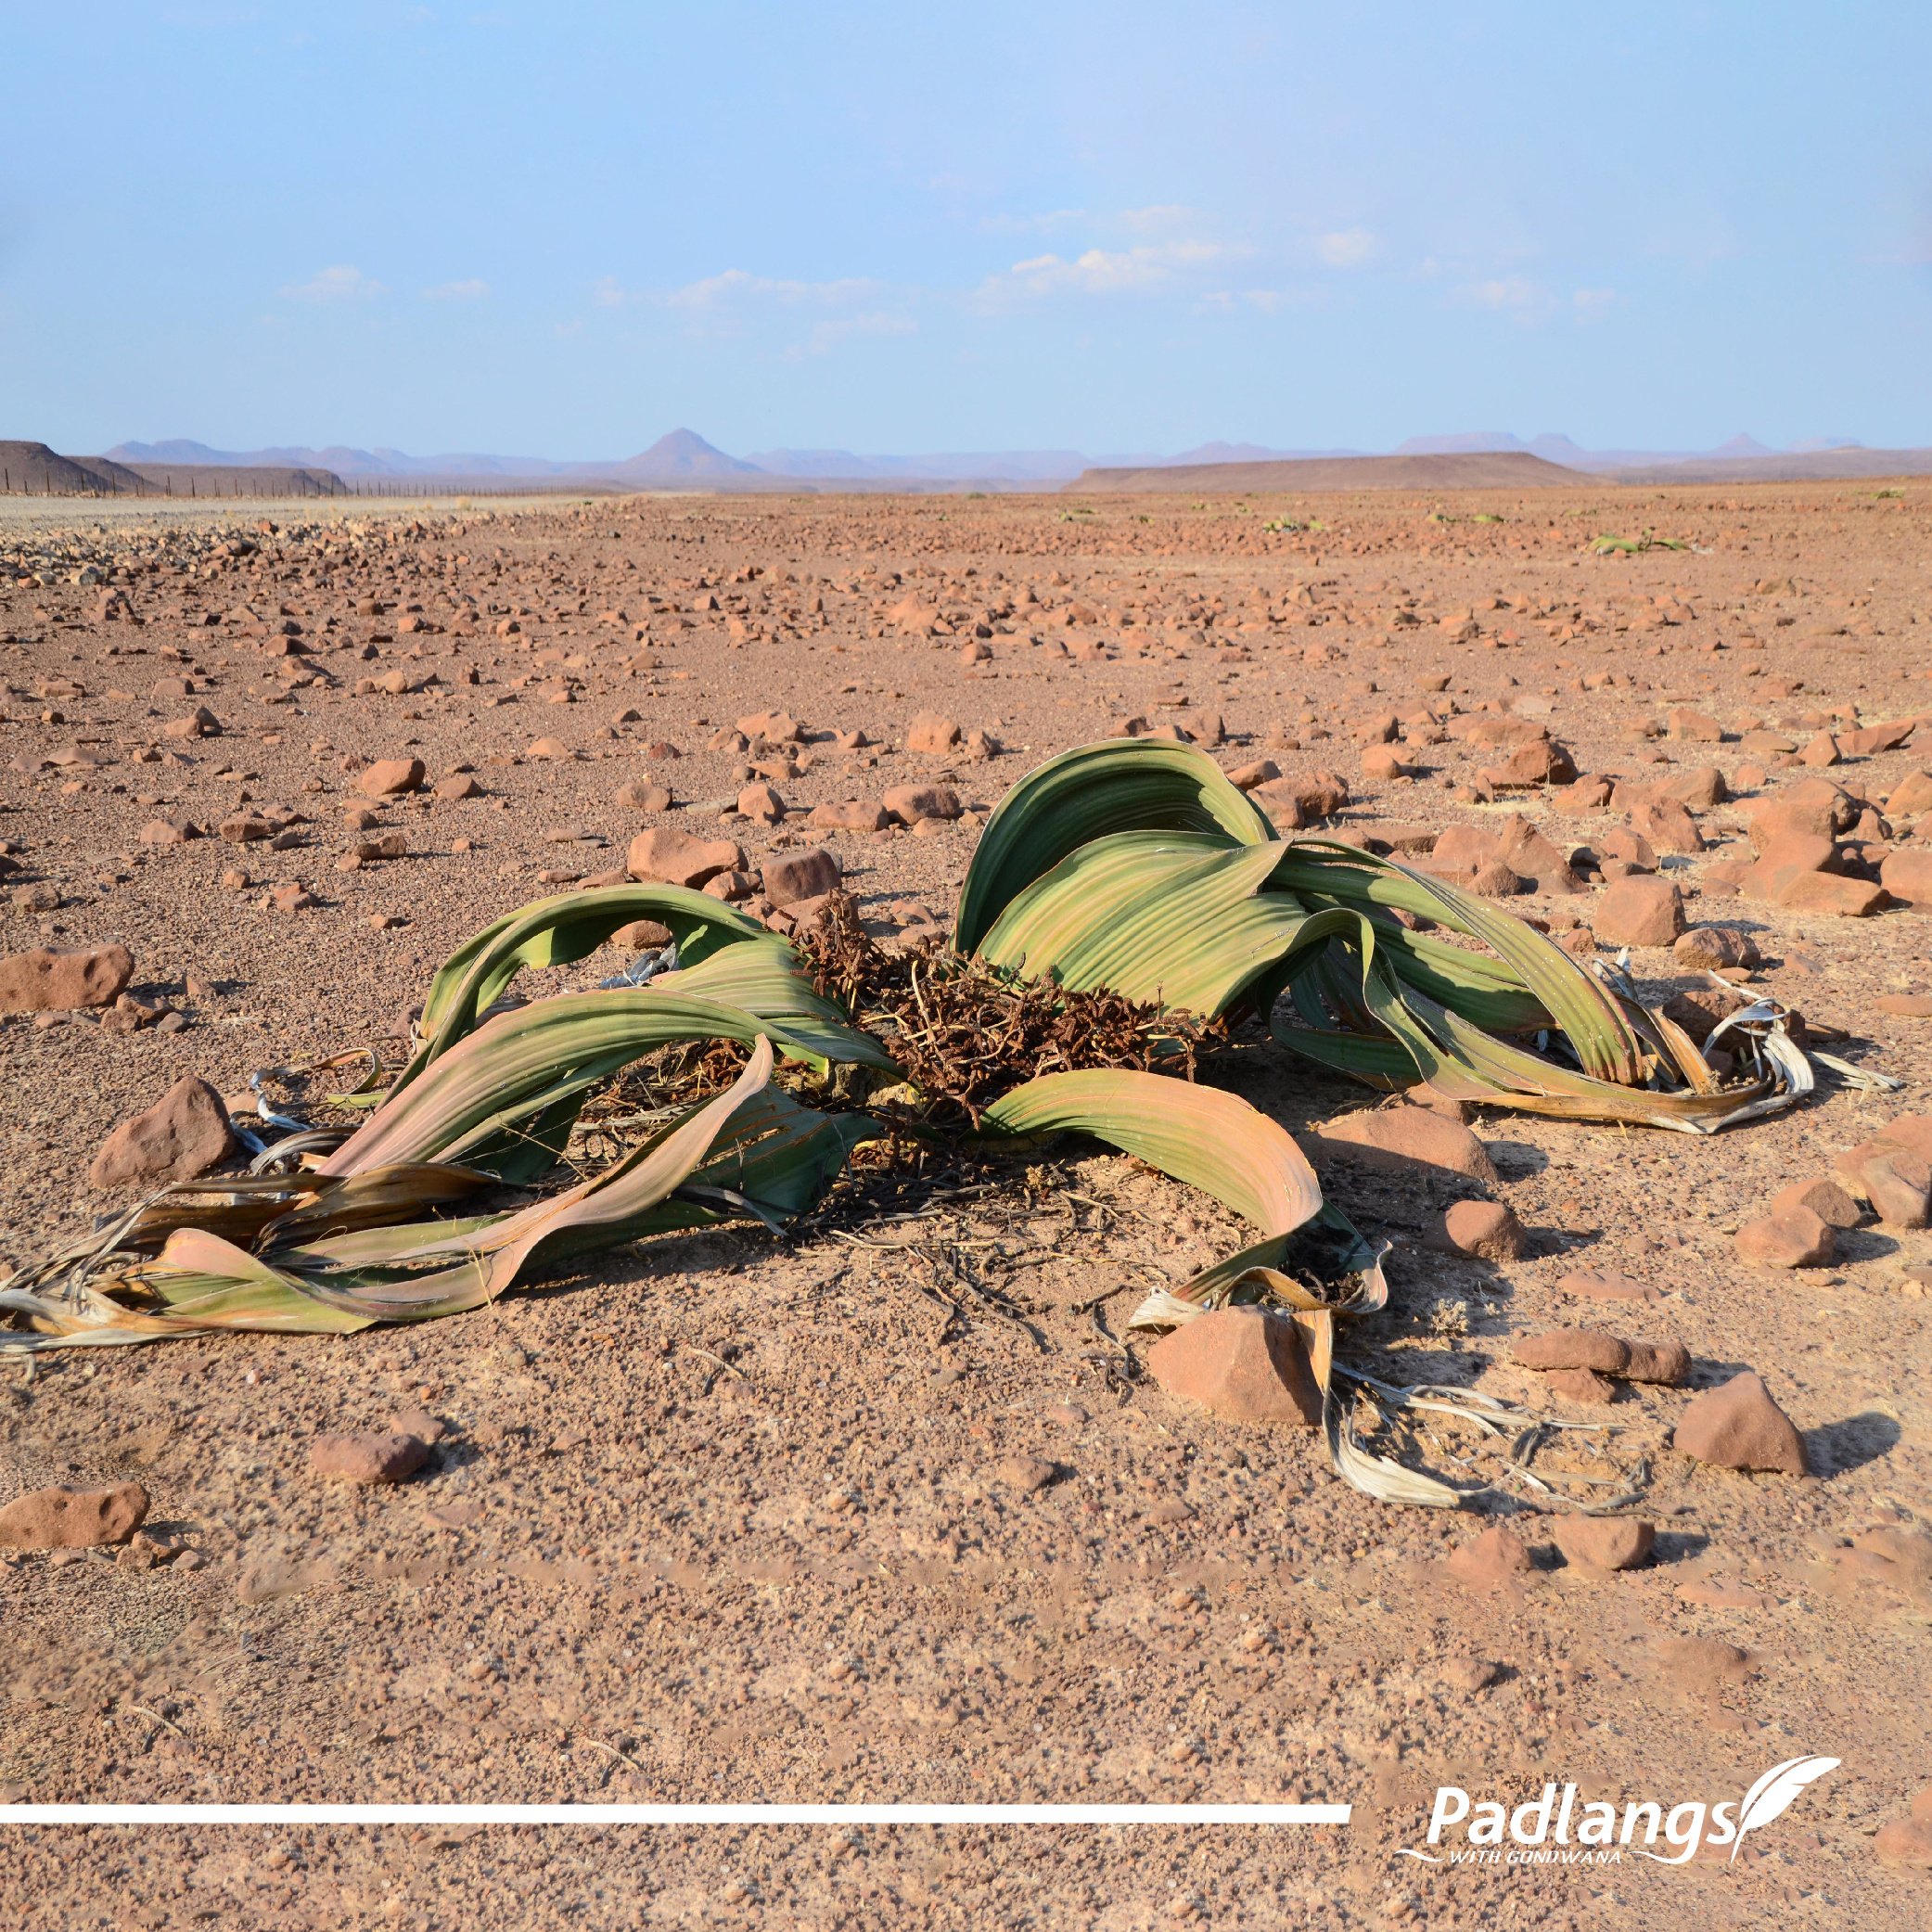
2;480;1930;1928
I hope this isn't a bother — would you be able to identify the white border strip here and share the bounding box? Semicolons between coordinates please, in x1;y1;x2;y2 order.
0;1803;1350;1828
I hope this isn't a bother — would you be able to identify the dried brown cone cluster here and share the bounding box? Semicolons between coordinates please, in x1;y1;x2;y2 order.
797;889;1223;1124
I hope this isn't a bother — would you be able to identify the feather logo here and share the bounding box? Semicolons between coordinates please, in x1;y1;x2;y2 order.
1730;1755;1839;1860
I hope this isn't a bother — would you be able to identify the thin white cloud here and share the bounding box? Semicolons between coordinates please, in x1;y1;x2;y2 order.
1468;275;1547;312
978;208;1087;235
424;277;489;301
1315;227;1376;269
667;269;881;309
783;312;918;361
980;238;1247;301
1120;203;1197;235
281;264;384;302
1571;287;1617;316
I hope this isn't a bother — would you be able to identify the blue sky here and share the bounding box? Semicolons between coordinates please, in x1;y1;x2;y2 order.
3;2;1927;457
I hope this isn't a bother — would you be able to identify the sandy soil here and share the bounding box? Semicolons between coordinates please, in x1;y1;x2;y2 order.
2;481;1929;1928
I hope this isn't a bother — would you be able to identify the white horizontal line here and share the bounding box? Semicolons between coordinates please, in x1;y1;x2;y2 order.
0;1803;1350;1828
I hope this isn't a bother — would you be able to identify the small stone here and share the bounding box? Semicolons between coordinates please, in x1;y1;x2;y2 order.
1446;1524;1534;1588
436;773;482;800
1553;1516;1655;1570
1620;1339;1690;1385
1310;1107;1500;1184
0;943;134;1013
1875;1810;1932;1869
0;1482;149;1549
355;757;425;798
881;783;962;825
736;782;786;825
1874;992;1932;1017
615;780;672;812
808;799;889;832
1770;1176;1862;1229
1674;1372;1807;1475
309;1430;431;1486
627;827;746;889
1547;1368;1619;1405
761;847;842;906
1734;1204;1835;1267
906;711;960;753
1556;1267;1660;1304
1145;1307;1322;1427
993;1455;1056;1495
1428;1198;1528;1261
1593;876;1686;948
1514;1327;1631;1375
89;1075;233;1189
1851;1145;1932;1229
1673;925;1759;972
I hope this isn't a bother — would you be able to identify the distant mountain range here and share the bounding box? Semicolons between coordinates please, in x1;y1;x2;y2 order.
78;426;1911;493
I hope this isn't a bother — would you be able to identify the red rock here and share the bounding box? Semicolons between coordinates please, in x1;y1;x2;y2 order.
1778;870;1887;916
615;780;672;812
906;711;960;753
882;783;962;824
1248;778;1306;828
737;782;786;825
1428;1199;1528;1261
1226;758;1279;790
1880;847;1932;906
0;943;134;1012
808;800;889;832
1554;1516;1654;1570
1629;796;1705;854
1674;1372;1807;1475
1621;1339;1690;1385
218;812;272;842
1310;1107;1500;1184
1734;1204;1835;1267
1874;1812;1932;1868
1556;1267;1659;1303
1547;1368;1619;1405
436;773;483;800
993;1455;1056;1494
737;710;802;744
1883;770;1932;816
139;817;195;845
89;1074;233;1188
1593;876;1685;948
1446;1524;1534;1587
1514;1327;1631;1375
611;917;673;950
1874;992;1932;1017
0;1482;149;1549
309;1430;431;1485
1145;1307;1322;1426
1469;859;1530;897
1673;924;1759;971
1850;1145;1932;1228
761;847;842;907
627;827;746;889
267;883;314;913
1553;774;1614;814
1769;1176;1861;1229
355;757;425;798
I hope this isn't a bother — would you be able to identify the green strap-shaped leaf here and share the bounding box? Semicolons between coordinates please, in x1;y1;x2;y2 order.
405;885;769;1092
954;738;1275;953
